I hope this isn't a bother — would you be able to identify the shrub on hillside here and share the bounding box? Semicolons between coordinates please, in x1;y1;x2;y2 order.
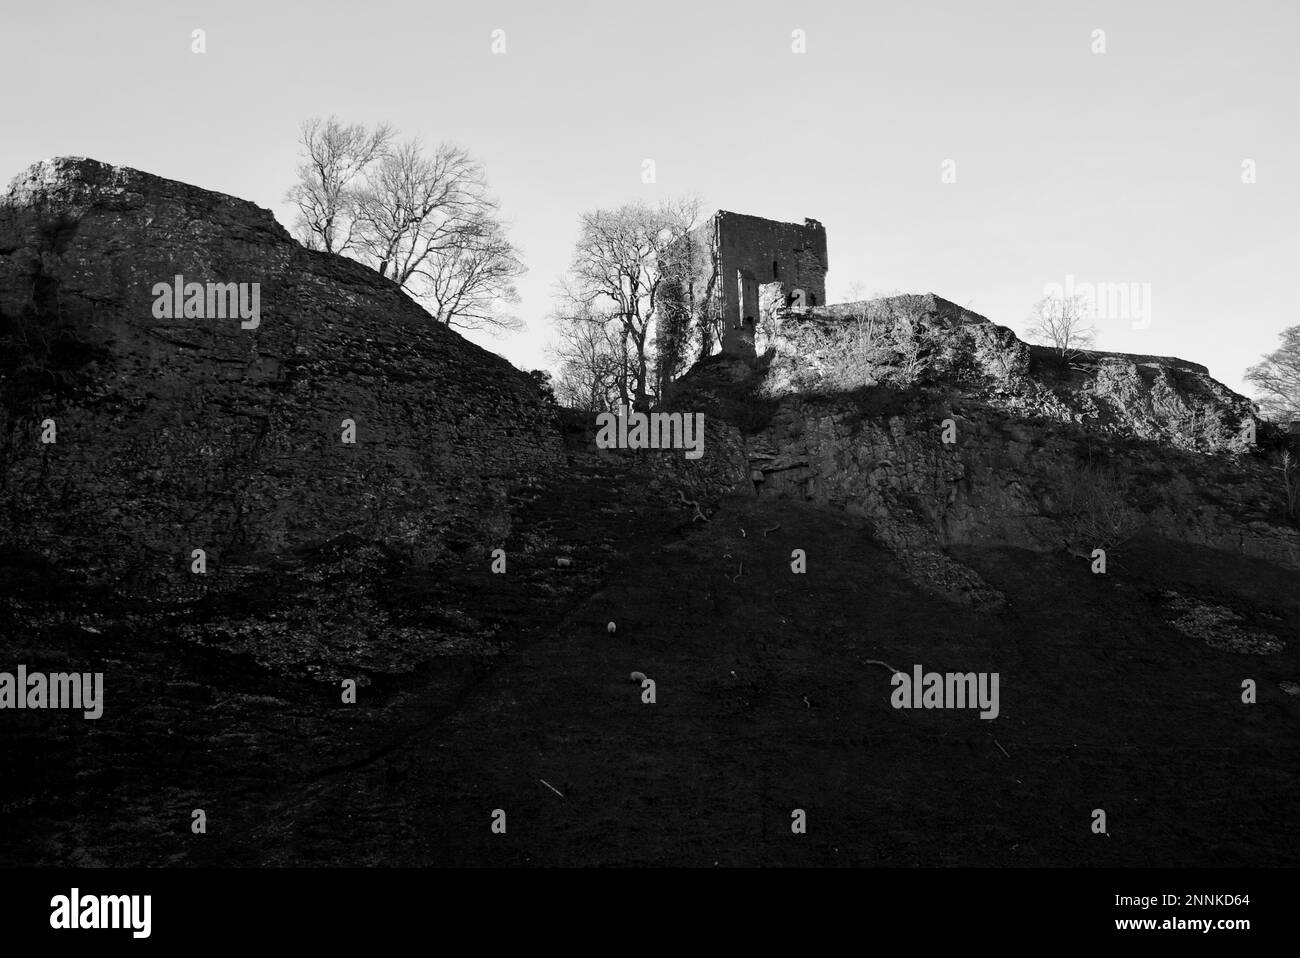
1058;457;1145;551
779;296;939;395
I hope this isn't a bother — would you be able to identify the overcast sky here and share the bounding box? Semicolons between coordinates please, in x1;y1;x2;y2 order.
2;0;1296;397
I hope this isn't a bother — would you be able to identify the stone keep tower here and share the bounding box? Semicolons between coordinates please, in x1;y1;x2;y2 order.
692;210;828;358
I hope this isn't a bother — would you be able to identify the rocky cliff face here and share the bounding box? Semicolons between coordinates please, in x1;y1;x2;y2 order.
759;293;1260;449
0;157;562;604
670;293;1300;597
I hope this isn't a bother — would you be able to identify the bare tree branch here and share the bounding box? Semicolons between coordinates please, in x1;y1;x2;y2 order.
1027;293;1097;359
286;116;393;254
1244;324;1300;423
562;198;701;408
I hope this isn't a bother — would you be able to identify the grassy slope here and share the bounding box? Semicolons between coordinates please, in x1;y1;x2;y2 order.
4;444;1297;866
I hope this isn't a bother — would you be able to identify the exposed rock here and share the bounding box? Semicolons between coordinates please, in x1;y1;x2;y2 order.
1162;592;1285;655
759;294;1033;397
0;157;563;593
670;291;1300;584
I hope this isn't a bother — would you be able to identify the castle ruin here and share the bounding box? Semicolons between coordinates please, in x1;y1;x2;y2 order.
668;210;828;360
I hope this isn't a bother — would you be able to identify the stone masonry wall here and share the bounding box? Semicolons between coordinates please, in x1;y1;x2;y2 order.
668;211;827;361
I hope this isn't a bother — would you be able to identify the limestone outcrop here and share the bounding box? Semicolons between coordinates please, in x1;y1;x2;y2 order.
671;292;1300;587
0;157;563;592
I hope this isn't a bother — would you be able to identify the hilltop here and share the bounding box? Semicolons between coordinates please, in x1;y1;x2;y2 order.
1;156;568;678
668;292;1299;588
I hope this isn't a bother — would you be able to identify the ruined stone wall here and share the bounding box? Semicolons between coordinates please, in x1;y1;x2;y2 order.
662;211;827;363
714;211;827;357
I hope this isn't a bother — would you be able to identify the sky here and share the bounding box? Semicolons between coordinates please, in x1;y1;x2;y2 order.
1;0;1297;397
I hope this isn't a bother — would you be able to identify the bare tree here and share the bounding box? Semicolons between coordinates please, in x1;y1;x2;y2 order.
1244;324;1300;423
548;304;629;411
317;136;529;333
842;279;870;302
1027;293;1096;358
564;197;701;409
416;217;525;333
1060;458;1143;551
286;116;393;254
352;139;487;286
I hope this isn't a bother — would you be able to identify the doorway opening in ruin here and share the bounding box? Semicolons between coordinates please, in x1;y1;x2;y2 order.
737;268;759;331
